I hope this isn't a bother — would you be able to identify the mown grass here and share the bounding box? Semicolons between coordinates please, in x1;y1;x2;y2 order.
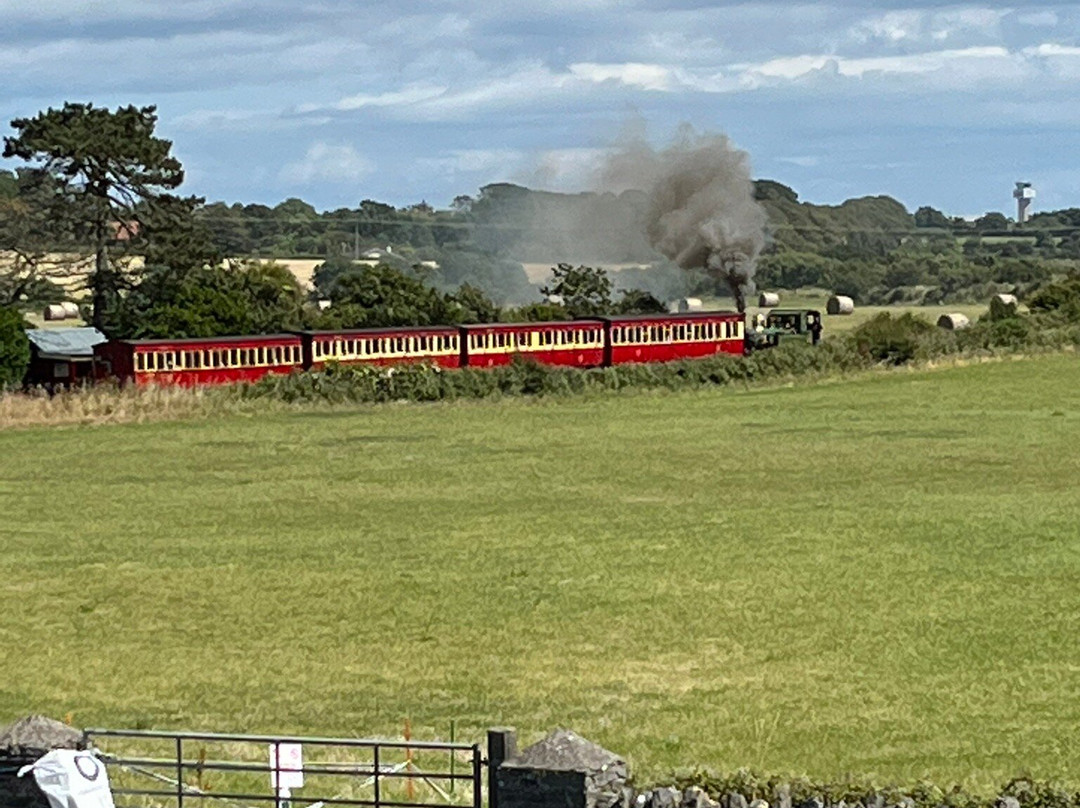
2;355;1080;789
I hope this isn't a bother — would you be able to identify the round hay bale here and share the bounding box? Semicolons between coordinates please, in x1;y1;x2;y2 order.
758;292;780;308
675;297;703;313
989;293;1019;319
59;302;80;319
826;295;854;315
937;312;970;330
43;304;66;321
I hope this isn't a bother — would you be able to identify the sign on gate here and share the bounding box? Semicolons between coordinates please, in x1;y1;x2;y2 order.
269;742;304;792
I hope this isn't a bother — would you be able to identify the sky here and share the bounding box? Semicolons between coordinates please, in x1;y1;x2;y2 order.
1;0;1078;217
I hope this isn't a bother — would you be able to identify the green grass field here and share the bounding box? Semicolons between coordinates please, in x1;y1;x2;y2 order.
3;356;1080;788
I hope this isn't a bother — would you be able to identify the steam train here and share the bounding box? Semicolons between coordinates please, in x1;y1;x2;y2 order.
92;309;819;388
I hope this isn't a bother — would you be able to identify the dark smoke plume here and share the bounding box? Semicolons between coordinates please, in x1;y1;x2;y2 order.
599;125;767;312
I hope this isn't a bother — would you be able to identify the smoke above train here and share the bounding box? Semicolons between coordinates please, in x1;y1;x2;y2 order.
597;124;768;312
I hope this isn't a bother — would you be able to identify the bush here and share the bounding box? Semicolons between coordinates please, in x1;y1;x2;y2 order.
1028;274;1080;321
0;306;30;389
849;312;940;365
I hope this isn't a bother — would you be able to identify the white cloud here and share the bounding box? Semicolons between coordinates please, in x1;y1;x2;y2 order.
280;143;372;184
850;11;924;44
777;156;820;168
569;62;675;91
331;85;448;111
848;8;1004;46
736;46;1023;86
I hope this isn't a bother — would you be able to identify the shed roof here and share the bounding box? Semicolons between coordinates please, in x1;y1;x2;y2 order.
26;327;106;358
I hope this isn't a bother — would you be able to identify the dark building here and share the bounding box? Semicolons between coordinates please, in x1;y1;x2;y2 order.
25;327;106;389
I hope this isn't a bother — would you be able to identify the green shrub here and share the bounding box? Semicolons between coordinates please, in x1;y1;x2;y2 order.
1027;274;1080;321
0;306;30;389
849;312;940;365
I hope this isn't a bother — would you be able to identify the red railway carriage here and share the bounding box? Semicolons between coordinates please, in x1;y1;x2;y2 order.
460;320;605;368
600;311;745;365
93;334;303;387
300;327;463;370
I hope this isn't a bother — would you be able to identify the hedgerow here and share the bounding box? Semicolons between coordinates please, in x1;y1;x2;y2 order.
231;296;1080;408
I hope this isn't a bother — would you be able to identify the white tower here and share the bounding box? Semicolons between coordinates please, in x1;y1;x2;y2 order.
1014;182;1035;225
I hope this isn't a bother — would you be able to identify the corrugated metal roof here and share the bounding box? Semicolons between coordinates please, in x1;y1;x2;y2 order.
26;327;106;358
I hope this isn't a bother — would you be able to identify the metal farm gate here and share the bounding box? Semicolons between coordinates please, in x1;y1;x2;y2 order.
84;728;483;808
